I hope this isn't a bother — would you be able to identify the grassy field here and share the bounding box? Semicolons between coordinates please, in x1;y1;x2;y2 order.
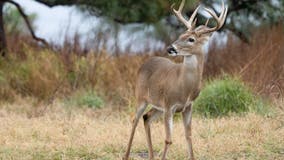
0;101;283;160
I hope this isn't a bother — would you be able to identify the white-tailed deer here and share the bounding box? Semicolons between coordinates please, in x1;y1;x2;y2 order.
124;0;227;159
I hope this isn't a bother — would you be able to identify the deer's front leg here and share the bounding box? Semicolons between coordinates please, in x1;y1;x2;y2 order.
161;109;173;160
182;103;195;160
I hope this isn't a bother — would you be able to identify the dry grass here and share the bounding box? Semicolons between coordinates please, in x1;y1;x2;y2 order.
0;101;283;160
1;25;283;108
0;48;147;107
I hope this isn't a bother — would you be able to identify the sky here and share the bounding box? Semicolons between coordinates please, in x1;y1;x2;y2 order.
14;0;99;45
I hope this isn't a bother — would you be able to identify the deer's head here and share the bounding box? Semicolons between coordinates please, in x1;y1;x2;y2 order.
167;0;228;56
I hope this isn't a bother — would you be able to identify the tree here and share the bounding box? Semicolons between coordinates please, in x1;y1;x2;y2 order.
35;0;194;23
4;5;37;35
202;0;284;42
0;0;184;56
35;0;283;43
1;0;283;56
0;1;6;56
0;0;47;57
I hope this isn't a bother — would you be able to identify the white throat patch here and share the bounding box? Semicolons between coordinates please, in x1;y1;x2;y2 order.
183;55;198;69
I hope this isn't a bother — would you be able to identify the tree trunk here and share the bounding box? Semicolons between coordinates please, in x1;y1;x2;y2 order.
0;1;6;57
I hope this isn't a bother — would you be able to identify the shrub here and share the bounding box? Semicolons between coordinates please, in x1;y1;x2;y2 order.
194;76;268;118
66;90;104;109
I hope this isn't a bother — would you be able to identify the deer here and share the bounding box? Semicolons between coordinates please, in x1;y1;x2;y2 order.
123;0;228;159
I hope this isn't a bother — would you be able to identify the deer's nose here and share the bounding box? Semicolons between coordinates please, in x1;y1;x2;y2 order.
167;46;177;55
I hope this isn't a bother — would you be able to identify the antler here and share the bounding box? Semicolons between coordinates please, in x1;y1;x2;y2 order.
196;0;228;35
172;0;200;31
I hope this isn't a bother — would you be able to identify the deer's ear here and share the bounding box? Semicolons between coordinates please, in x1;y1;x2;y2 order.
207;32;213;37
201;32;213;39
201;30;213;37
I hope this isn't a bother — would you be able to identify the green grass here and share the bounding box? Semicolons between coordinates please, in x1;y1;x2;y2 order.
65;90;104;109
194;76;270;118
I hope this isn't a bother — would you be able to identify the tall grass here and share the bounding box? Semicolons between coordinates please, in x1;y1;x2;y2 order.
0;49;66;101
1;25;283;110
0;47;147;107
205;25;284;100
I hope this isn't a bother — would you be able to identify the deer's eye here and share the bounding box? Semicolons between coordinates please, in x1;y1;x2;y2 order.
188;38;195;43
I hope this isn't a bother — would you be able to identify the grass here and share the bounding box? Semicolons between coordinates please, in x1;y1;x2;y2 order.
65;90;104;109
0;48;146;106
0;101;283;160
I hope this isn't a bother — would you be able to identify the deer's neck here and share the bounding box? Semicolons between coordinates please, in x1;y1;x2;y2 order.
177;52;204;101
182;51;205;79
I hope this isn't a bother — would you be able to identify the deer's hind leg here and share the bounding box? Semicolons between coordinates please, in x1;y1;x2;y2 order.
143;108;162;160
124;101;147;160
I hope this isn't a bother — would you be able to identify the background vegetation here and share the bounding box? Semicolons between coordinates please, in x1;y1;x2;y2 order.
0;0;283;159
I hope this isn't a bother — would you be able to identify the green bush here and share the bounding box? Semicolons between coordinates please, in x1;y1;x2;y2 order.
194;76;268;118
66;90;104;109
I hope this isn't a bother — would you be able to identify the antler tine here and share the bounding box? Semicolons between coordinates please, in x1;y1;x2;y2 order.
205;8;218;19
197;0;228;35
192;18;197;29
172;0;189;28
204;7;220;28
205;18;210;26
188;6;200;29
172;0;200;31
216;0;227;25
177;0;185;12
218;0;227;26
220;5;228;27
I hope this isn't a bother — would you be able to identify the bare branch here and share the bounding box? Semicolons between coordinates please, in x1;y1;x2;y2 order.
35;0;78;7
6;0;49;47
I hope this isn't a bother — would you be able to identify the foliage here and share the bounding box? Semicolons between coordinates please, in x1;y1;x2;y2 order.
66;90;104;109
194;76;268;118
0;45;145;106
36;0;197;23
1;25;283;110
223;0;284;41
35;0;284;42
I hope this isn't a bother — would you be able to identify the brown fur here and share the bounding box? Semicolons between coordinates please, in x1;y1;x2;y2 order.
136;56;201;108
